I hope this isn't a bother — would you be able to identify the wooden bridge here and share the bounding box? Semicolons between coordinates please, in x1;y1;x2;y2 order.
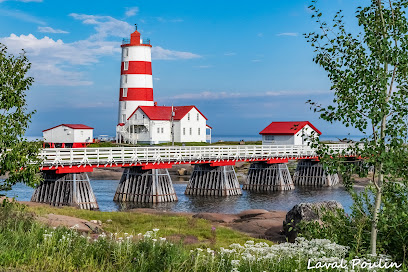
31;144;359;210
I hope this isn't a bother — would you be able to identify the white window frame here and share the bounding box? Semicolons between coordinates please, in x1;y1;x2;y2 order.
198;128;200;135
197;113;199;121
188;113;190;120
124;48;129;57
265;135;275;141
161;128;164;133
122;88;128;97
124;61;129;71
157;127;160;133
183;128;186;135
123;75;127;84
189;127;192;135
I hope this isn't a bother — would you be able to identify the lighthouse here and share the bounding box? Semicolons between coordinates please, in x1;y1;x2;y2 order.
116;26;211;144
118;25;154;124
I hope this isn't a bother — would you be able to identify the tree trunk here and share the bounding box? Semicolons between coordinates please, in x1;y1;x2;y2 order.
370;173;383;255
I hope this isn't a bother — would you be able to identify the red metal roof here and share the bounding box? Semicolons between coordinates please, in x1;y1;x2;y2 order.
259;121;322;135
127;105;208;121
43;124;94;132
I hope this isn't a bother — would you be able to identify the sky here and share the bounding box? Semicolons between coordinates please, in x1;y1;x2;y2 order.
0;0;365;139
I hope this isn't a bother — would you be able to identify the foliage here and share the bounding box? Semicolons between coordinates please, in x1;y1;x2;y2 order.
299;182;408;264
2;200;399;272
0;43;42;192
87;142;118;148
305;0;408;255
25;204;270;249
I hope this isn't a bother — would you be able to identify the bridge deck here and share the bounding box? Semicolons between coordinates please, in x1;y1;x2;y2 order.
39;144;355;173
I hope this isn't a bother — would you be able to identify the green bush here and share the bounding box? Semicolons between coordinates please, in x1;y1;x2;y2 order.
298;183;408;264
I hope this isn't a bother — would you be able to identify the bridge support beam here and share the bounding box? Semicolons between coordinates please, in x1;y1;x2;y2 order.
31;171;99;210
293;159;339;186
185;164;242;196
243;162;294;192
114;167;177;203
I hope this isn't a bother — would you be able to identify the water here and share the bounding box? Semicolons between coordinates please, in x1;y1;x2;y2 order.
3;180;361;214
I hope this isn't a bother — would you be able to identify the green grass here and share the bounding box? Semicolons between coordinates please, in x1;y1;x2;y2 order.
1;200;398;271
27;205;269;249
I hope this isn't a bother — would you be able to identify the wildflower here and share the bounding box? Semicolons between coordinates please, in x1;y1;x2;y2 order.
231;260;240;266
160;237;166;242
153;228;159;232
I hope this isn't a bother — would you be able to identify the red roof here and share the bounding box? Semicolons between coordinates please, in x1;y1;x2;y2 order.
43;124;94;132
259;121;322;135
127;105;208;121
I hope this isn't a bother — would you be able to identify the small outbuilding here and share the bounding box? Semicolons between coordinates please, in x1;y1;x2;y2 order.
259;121;321;145
43;124;94;148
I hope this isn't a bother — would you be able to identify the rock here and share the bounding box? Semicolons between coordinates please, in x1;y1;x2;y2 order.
37;214;103;234
193;213;239;223
237;209;269;220
177;168;187;176
283;201;343;242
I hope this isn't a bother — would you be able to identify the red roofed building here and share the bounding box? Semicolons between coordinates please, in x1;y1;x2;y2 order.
43;124;94;148
117;105;210;144
259;121;321;145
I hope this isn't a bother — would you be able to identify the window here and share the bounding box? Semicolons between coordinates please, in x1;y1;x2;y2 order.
81;131;84;136
198;128;200;135
124;48;129;57
188;113;190;120
122;101;126;109
121;114;126;123
157;128;160;133
197;113;199;121
124;61;129;71
265;135;275;141
183;128;186;135
161;128;164;133
122;88;127;97
122;75;127;84
189;128;192;135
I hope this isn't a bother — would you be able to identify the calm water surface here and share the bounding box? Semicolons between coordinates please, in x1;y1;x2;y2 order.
4;180;361;214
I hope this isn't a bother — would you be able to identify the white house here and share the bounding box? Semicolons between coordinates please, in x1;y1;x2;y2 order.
117;105;210;144
259;121;321;145
43;124;94;148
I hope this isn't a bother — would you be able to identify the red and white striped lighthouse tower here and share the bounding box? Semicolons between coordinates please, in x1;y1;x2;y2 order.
118;25;154;124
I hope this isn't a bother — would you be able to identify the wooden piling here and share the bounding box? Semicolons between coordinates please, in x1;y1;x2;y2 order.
243;162;294;192
184;164;242;196
31;171;99;210
113;167;177;203
293;159;339;187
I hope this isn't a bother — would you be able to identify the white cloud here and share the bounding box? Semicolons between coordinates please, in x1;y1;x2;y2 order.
156;17;183;23
257;33;264;37
0;8;45;25
162;90;328;101
224;52;236;56
38;26;69;34
1;13;200;85
277;32;299;37
152;46;201;60
69;13;134;40
125;7;139;18
251;59;262;62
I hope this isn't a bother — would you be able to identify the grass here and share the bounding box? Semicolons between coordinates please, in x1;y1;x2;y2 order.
1;200;401;271
26;204;270;249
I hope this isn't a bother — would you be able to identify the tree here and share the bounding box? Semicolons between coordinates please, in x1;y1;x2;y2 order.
305;0;408;255
0;43;42;192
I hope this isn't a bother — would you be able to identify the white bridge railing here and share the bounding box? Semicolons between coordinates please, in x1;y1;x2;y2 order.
39;144;356;169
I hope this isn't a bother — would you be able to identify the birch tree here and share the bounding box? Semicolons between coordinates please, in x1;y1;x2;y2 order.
0;43;41;192
305;0;408;255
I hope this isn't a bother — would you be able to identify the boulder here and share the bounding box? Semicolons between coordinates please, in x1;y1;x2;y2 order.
192;213;239;223
283;201;343;242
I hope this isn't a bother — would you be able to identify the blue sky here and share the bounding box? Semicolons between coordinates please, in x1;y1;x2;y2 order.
0;0;364;138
